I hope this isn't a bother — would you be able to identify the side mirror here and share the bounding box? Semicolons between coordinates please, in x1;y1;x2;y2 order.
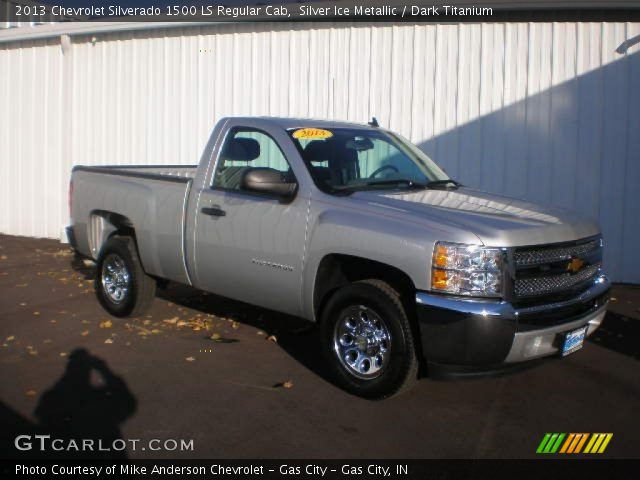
241;168;297;199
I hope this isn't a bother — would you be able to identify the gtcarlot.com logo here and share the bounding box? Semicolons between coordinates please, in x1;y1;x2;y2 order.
14;435;194;452
536;433;613;454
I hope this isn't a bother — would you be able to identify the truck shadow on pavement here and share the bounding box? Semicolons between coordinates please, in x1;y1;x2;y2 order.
1;349;136;459
588;311;640;361
157;282;335;384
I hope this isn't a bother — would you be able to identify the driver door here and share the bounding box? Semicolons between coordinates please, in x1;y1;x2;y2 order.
192;126;307;317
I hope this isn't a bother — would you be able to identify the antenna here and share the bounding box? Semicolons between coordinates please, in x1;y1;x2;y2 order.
368;117;379;127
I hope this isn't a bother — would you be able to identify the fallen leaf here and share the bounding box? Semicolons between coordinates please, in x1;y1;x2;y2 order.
25;390;37;397
104;338;114;344
257;331;265;336
610;297;617;302
6;336;15;342
99;320;113;329
176;321;187;327
33;311;40;316
59;352;67;357
267;335;277;343
151;329;161;334
19;302;27;306
185;356;196;362
81;320;90;324
0;255;7;260
16;283;28;287
163;317;179;325
50;249;73;258
273;380;294;389
43;339;52;344
28;350;38;356
231;321;239;330
210;333;221;341
80;331;89;337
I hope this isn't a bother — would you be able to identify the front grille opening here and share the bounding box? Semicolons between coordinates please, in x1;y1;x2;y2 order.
516;293;607;330
515;263;601;297
511;237;602;302
514;239;599;267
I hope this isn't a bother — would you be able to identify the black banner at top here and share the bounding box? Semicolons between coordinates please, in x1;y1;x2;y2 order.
1;0;640;23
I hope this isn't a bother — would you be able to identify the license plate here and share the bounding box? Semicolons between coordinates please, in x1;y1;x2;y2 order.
562;326;588;356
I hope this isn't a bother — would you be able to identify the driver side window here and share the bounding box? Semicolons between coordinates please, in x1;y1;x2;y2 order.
213;128;291;191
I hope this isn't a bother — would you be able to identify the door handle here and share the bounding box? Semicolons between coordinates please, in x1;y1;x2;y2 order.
201;206;226;217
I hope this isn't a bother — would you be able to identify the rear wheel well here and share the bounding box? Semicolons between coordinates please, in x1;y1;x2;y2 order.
313;254;417;321
88;211;136;258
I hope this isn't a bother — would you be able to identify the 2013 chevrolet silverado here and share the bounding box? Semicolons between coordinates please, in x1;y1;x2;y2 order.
68;117;611;398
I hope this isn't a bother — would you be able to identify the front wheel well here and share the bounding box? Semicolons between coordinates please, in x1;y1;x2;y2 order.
313;254;417;321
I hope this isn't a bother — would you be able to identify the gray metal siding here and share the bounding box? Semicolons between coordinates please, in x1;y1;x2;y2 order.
0;21;638;282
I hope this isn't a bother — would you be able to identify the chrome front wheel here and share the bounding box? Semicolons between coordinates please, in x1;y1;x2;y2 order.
321;280;418;399
333;305;392;379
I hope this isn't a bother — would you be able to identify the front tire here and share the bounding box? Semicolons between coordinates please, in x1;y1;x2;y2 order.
95;236;156;318
320;280;418;399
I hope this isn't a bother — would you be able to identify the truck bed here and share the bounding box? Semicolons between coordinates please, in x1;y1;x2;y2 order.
70;164;198;285
73;164;198;181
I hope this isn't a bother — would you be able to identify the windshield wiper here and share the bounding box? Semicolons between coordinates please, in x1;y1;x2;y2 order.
361;179;428;190
425;179;462;189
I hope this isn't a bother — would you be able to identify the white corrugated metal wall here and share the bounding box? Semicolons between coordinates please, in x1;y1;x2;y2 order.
0;21;639;282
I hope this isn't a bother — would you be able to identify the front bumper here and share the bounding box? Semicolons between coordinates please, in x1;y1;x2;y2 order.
415;275;611;366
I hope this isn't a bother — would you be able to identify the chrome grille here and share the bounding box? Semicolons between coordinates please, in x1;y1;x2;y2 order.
515;263;601;297
514;239;599;267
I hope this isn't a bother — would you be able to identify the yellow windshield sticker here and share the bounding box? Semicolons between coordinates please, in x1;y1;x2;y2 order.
293;128;333;140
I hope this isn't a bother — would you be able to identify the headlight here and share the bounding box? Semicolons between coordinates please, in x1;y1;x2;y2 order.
431;242;503;297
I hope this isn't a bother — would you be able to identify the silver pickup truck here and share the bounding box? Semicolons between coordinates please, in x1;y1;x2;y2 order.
68;117;611;398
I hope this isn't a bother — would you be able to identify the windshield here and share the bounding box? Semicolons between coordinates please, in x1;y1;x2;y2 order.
289;127;451;193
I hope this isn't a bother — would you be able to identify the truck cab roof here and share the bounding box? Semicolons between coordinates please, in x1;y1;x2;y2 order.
223;116;377;131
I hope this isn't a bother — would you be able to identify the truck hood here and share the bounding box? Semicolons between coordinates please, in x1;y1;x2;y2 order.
351;187;599;247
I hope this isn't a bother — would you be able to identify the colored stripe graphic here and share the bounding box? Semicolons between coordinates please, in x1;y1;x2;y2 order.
536;433;552;453
584;433;614;454
550;433;565;453
536;433;566;454
559;433;575;454
538;433;613;454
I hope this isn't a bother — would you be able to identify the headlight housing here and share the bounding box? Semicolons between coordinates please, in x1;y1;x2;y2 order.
431;242;503;297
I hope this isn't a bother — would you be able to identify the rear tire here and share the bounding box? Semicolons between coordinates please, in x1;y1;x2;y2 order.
95;236;156;318
320;280;418;399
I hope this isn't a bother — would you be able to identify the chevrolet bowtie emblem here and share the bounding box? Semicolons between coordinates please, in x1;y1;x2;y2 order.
567;257;584;273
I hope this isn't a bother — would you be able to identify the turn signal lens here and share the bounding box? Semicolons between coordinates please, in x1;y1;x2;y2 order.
432;269;449;289
434;244;449;268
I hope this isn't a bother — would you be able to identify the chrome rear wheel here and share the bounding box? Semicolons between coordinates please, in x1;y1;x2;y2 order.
101;253;130;304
